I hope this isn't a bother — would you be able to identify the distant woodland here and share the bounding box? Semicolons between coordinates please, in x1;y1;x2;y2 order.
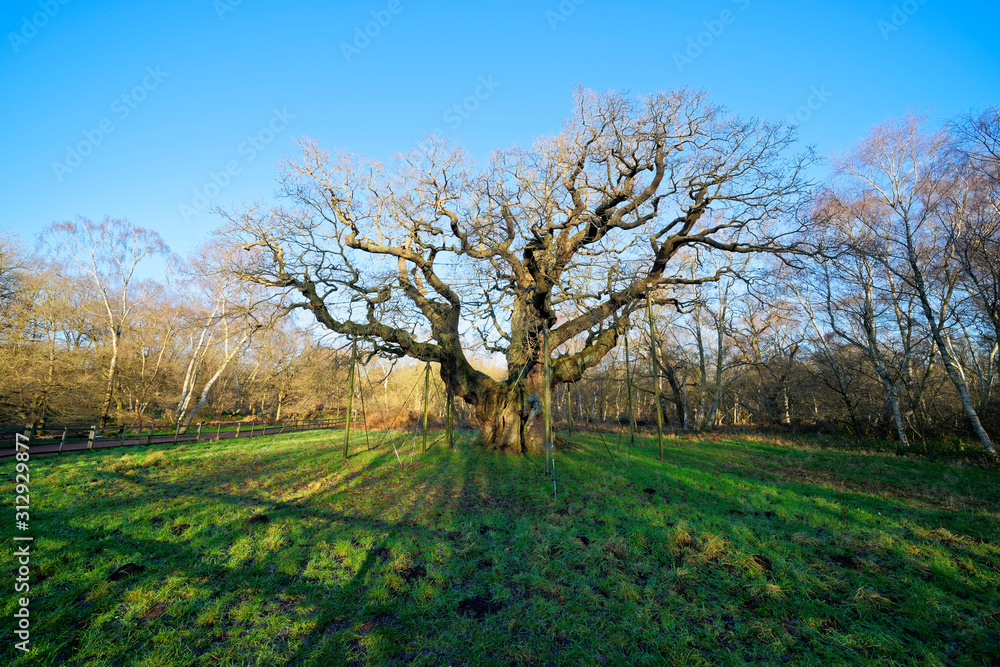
2;99;998;455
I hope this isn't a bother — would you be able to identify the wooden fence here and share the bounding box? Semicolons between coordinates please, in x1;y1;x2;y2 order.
0;417;347;459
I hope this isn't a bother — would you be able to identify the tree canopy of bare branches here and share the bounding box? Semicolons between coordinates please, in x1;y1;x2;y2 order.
40;217;168;428
223;88;814;452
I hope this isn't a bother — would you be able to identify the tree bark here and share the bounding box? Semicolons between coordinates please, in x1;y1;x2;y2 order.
99;333;119;428
660;357;687;428
906;239;996;456
474;366;546;453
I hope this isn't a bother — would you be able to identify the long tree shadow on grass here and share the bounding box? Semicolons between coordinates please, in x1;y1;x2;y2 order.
14;444;462;664
11;430;1000;665
18;432;552;665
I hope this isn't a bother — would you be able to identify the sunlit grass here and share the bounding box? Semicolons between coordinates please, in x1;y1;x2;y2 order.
3;428;998;665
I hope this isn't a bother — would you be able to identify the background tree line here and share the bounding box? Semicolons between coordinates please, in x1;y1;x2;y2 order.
0;220;491;431
559;109;999;454
2;105;997;454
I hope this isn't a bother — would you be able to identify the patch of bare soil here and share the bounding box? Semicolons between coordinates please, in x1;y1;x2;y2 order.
457;596;504;619
108;563;146;581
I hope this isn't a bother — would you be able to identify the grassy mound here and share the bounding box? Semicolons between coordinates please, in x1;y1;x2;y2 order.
5;429;999;665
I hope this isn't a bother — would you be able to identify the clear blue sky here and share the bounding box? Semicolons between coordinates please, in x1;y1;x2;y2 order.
2;0;998;260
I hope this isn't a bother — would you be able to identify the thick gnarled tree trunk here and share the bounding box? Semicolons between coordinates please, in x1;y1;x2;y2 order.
474;369;546;453
447;307;550;453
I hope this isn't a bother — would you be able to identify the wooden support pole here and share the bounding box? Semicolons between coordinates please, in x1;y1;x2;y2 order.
196;423;203;441
543;327;552;474
446;389;454;449
343;341;356;460
120;425;126;447
566;385;573;436
647;288;665;462
216;423;221;439
87;425;96;450
625;334;635;462
173;422;180;443
422;362;431;453
236;423;242;439
59;428;68;454
357;377;371;452
147;425;153;446
249;422;255;438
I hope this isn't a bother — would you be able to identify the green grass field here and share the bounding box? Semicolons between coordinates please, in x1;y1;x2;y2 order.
4;428;999;666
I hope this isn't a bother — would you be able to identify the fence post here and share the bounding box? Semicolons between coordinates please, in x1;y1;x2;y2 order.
147;424;154;446
236;423;241;439
647;288;664;462
120;425;127;447
216;423;221;439
250;422;255;437
25;421;35;446
59;428;68;454
87;425;96;450
343;341;356;460
196;423;202;441
422;362;431;453
173;422;180;443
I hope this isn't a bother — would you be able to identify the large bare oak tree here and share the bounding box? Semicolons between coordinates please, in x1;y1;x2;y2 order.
223;89;812;452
